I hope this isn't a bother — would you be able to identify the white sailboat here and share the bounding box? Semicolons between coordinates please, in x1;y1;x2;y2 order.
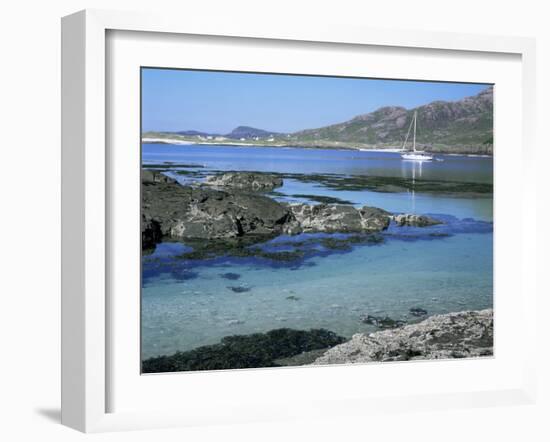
400;111;433;161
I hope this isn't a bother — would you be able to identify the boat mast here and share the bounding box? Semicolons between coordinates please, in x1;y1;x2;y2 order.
401;112;415;151
412;111;417;153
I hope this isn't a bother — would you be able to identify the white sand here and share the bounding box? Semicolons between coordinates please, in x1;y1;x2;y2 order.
142;137;194;145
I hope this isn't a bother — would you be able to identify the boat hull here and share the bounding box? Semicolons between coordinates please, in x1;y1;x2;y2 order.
401;153;433;161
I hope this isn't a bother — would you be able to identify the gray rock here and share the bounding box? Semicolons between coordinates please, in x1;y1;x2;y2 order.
141;169;175;184
141;176;393;248
142;180;292;242
204;172;283;191
313;309;493;364
285;203;391;234
392;213;442;227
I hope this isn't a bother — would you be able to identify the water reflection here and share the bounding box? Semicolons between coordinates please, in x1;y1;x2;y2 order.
143;144;493;184
401;160;424;213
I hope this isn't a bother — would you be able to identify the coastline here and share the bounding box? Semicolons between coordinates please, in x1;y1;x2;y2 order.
142;137;195;145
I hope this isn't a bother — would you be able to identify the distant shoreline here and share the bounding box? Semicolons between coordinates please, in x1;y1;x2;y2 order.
141;138;493;157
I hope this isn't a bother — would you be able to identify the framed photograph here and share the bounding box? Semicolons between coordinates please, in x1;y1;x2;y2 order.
61;9;537;432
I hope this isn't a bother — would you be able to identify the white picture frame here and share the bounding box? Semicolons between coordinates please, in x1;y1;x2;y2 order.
61;9;538;433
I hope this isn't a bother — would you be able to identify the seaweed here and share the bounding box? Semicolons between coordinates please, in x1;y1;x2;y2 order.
227;286;251;293
220;272;241;280
289;194;354;205
280;172;493;194
142;328;345;372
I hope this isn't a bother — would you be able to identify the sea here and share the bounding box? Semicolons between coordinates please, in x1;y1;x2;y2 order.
141;144;493;359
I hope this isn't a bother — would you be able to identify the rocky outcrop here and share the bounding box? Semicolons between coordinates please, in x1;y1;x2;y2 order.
205;172;283;191
141;214;162;250
141;169;176;184
141;177;396;248
142;180;292;242
313;309;493;365
141;173;446;250
285;204;391;234
392;213;442;227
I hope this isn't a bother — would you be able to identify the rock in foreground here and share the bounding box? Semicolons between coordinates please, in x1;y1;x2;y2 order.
313;309;493;365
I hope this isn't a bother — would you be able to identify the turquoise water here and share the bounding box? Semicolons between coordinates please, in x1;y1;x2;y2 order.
141;144;493;359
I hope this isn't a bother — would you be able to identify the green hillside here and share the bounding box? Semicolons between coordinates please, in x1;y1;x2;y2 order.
287;86;493;153
143;87;494;154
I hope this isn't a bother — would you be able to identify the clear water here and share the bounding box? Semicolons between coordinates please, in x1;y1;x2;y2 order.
141;144;493;359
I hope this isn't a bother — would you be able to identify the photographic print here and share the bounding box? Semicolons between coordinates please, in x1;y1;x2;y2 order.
140;68;493;373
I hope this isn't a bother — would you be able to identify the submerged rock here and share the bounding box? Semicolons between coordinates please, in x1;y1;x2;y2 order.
314;309;493;365
360;314;406;329
392;213;442;227
409;307;428;317
227;286;251;293
289;194;354;205
280;172;493;194
205;172;283;191
220;272;241;280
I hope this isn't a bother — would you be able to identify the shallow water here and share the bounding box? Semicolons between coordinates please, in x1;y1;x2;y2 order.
141;144;493;359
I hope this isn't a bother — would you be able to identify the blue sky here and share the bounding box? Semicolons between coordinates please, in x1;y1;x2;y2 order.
142;68;490;134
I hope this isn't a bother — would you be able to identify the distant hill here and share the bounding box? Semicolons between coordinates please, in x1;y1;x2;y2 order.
171;126;278;139
288;86;493;153
175;130;219;137
225;126;279;139
144;87;493;154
